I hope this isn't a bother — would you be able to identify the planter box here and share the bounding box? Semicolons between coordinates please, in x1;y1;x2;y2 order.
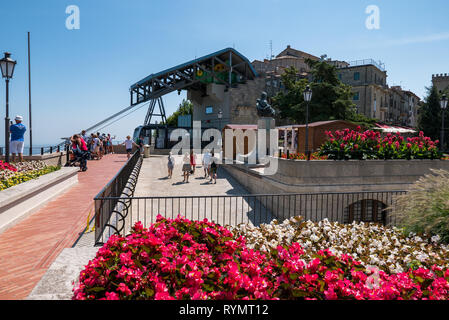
224;158;449;194
0;167;79;234
273;158;449;192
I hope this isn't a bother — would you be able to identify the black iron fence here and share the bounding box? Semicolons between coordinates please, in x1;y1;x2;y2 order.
93;150;142;245
93;190;407;245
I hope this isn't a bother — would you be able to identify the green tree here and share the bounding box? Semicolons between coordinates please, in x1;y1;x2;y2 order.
166;99;193;127
271;59;357;124
418;86;449;150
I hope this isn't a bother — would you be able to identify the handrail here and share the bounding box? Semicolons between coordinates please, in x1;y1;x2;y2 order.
94;150;141;200
95;190;408;200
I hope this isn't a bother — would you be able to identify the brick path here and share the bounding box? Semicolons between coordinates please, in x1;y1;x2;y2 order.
0;153;127;300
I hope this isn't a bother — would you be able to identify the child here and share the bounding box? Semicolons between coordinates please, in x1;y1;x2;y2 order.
167;152;174;179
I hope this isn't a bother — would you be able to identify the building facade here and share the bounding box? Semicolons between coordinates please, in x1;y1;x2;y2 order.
251;45;420;127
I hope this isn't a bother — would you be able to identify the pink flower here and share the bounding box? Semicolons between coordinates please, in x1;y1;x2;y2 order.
117;283;132;296
105;292;119;300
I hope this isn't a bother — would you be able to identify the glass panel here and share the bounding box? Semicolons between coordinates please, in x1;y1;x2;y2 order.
205;106;213;114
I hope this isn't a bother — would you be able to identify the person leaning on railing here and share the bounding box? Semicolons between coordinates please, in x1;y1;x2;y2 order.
71;134;88;171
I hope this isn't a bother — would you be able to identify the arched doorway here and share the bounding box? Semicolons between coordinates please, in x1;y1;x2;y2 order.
344;199;387;225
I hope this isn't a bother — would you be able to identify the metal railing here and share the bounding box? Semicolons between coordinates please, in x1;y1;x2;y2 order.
93;150;143;245
0;145;65;156
93;190;407;245
347;59;385;71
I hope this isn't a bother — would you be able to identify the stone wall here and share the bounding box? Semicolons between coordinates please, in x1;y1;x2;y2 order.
229;78;266;124
222;159;449;223
223;158;449;194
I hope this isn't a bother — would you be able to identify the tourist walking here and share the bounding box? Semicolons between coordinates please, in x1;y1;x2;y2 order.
209;151;218;184
122;136;138;159
190;150;197;175
10;115;27;163
182;152;191;183
167;152;174;179
202;149;211;178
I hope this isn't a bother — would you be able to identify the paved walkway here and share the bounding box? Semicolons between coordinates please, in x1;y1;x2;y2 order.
0;153;127;300
120;155;273;232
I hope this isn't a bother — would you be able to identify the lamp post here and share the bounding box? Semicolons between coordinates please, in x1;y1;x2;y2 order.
217;109;223;148
441;94;448;153
0;52;17;163
217;109;223;130
303;85;312;160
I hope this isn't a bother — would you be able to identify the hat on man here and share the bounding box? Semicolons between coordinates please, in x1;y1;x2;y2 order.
15;115;23;121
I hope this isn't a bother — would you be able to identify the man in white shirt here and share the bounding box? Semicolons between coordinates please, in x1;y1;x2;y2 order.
122;135;138;159
202;150;211;178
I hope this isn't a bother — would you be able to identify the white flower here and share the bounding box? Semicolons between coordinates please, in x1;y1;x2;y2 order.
431;235;441;243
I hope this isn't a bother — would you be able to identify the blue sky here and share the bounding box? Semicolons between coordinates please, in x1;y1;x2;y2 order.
0;0;448;145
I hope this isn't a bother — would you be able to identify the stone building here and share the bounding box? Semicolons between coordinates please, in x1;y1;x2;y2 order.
336;60;388;120
251;45;420;127
432;74;449;93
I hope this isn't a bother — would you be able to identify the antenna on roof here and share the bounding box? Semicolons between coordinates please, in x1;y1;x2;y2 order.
269;40;273;60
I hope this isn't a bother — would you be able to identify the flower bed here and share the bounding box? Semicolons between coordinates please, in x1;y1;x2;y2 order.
73;216;449;300
231;217;449;274
0;160;60;191
280;152;328;160
319;127;442;160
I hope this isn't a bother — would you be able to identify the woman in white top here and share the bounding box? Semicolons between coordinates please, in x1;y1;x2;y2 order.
121;135;138;159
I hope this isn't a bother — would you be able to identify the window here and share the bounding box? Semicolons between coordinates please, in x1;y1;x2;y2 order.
205;106;213;114
338;74;342;80
354;72;360;81
353;92;360;101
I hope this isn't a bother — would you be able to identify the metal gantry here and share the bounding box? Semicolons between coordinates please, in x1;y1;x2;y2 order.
67;48;257;140
130;47;258;108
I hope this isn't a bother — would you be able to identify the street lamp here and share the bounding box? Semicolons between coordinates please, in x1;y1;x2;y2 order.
441;94;448;153
303;85;312;160
217;109;223;148
0;52;17;163
217;109;223;130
